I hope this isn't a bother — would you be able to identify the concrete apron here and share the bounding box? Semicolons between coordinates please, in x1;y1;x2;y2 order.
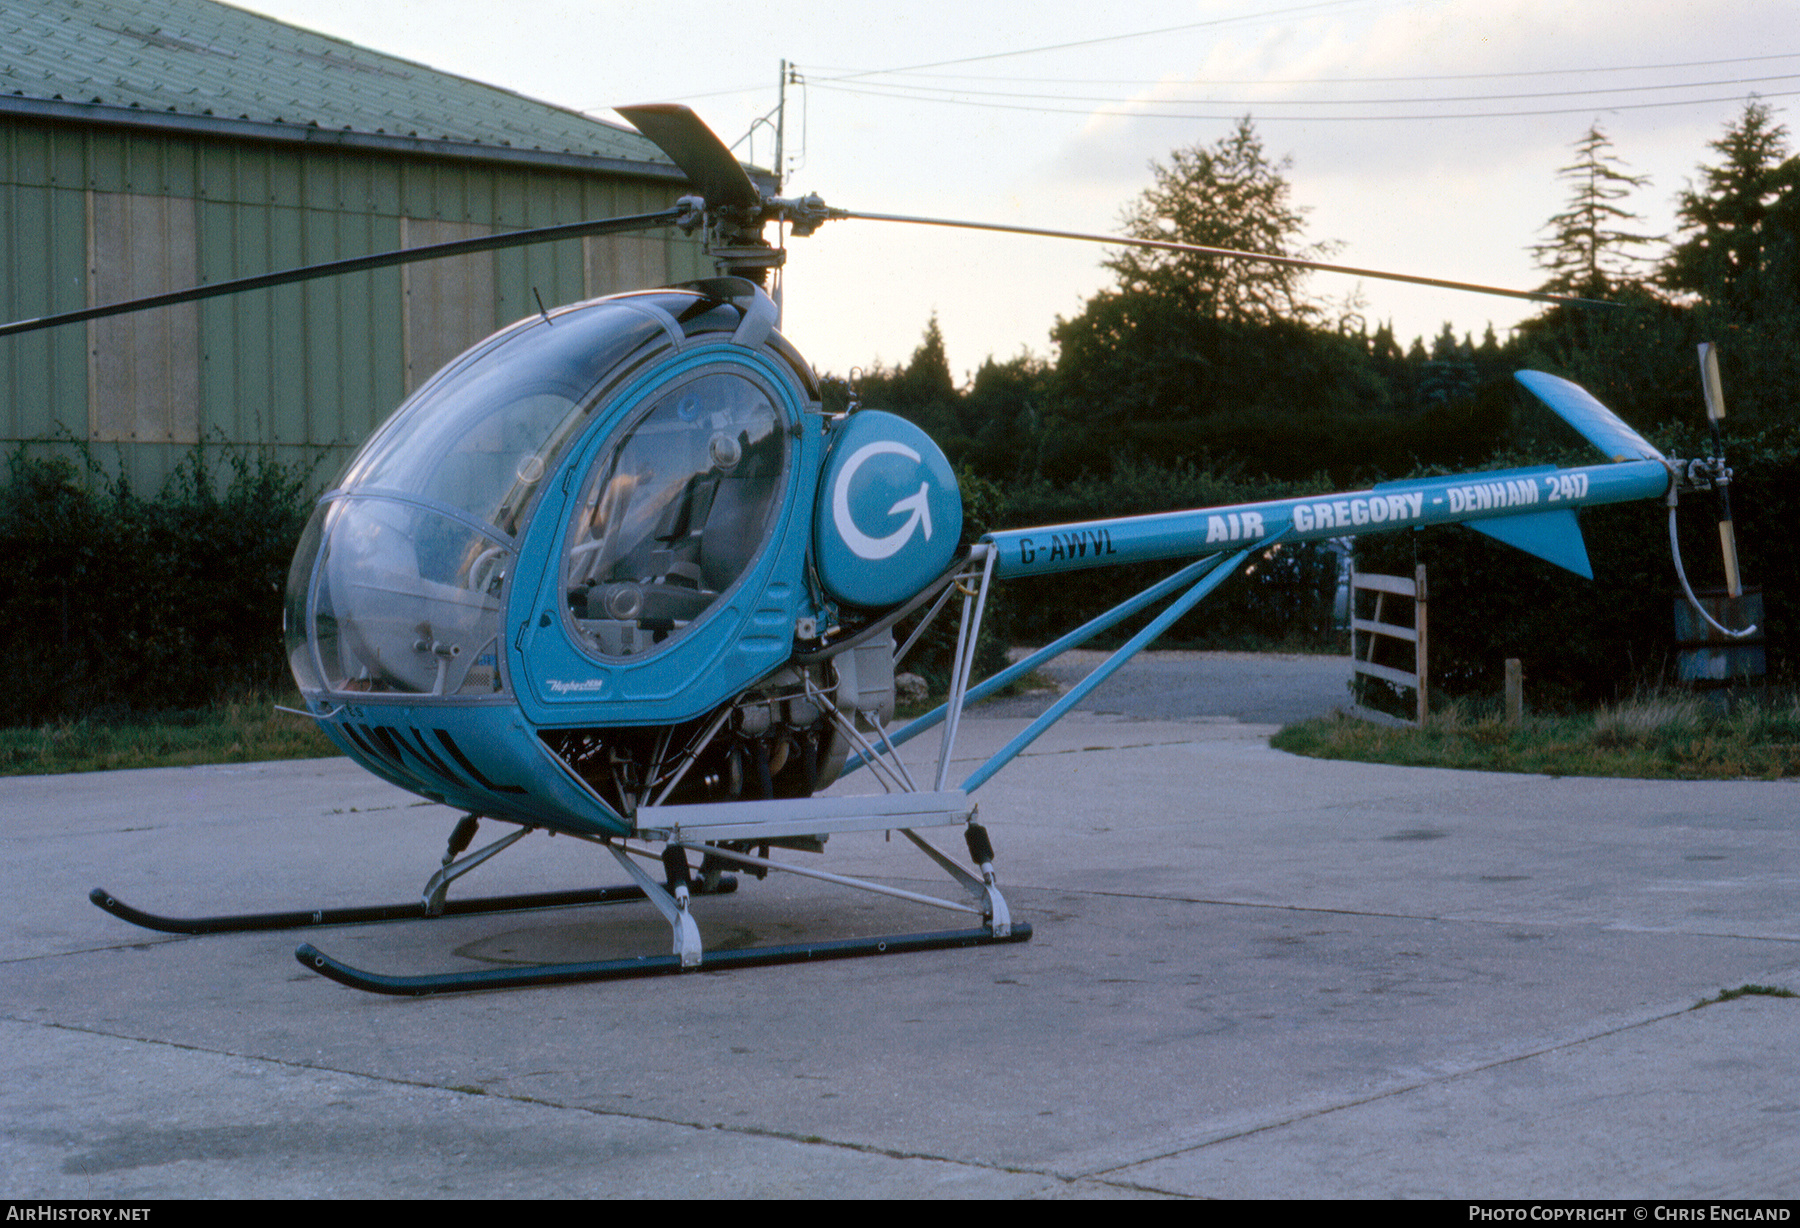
2;706;1797;1198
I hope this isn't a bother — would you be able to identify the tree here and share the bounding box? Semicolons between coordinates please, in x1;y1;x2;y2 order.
892;315;957;408
1516;125;1682;421
1531;122;1660;299
1417;322;1477;406
858;316;967;455
1104;116;1330;324
960;352;1051;481
1662;100;1798;311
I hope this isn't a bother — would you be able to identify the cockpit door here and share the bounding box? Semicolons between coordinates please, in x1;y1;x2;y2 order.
510;351;810;721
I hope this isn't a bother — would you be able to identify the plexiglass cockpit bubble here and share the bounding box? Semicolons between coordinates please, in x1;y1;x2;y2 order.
286;300;671;697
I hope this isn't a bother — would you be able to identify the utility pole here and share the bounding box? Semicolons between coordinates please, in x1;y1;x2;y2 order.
774;59;788;193
769;60;790;324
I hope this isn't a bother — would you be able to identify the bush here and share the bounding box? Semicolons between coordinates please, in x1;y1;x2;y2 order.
986;461;1342;652
0;443;318;725
1352;432;1798;711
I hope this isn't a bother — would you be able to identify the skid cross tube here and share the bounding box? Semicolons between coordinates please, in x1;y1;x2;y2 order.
673;837;984;917
90;816;737;936
421;826;531;914
607;841;702;966
287;785;1030;994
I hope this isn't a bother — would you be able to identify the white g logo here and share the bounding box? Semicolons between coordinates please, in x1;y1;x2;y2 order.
831;441;934;561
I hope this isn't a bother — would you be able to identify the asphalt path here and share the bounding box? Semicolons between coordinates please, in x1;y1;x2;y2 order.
978;649;1353;725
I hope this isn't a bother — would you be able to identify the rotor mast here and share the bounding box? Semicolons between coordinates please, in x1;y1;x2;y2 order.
617;103;828;289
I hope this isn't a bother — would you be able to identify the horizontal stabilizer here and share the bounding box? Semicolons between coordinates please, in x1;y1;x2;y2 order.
1515;371;1665;463
1465;508;1593;579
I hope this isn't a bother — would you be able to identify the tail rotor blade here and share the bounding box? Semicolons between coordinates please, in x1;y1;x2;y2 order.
1699;342;1728;425
1698;342;1743;598
1717;506;1744;599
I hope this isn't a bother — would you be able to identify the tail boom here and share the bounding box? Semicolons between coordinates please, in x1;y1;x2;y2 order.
984;459;1669;580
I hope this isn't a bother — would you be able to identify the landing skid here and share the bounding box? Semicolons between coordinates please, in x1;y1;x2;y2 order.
88;881;728;936
296;814;1029;996
297;924;1029;997
89;797;1029;995
89;814;736;936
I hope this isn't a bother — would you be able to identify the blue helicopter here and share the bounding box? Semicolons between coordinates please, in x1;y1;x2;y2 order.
23;106;1748;994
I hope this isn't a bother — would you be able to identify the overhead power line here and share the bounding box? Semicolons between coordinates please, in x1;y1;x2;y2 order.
809;50;1800;88
808;78;1800;123
825;0;1366;81
597;1;1368;107
811;71;1800;109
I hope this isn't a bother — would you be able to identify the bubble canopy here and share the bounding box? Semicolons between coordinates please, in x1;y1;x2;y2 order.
284;291;797;701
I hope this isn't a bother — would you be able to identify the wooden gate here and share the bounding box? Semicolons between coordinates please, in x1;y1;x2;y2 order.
1350;564;1428;726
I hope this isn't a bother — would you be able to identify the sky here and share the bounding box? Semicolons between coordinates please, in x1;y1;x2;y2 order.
227;0;1799;382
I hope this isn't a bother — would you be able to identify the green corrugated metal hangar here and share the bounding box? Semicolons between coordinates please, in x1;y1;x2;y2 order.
1;0;724;491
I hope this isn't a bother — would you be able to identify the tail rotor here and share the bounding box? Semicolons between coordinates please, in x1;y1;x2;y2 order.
1695;343;1744;600
1672;342;1756;638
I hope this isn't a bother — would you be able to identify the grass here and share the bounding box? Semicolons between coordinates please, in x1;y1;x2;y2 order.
0;693;340;776
1273;691;1800;781
1693;984;1798;1009
5;668;1055;775
0;663;1064;774
12;681;1799;782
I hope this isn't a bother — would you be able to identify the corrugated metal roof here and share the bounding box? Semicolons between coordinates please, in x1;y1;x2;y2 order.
1;0;676;171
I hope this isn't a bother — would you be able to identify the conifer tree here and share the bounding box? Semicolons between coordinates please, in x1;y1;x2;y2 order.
1531;122;1659;299
1105;116;1329;323
861;316;965;453
1662;100;1798;313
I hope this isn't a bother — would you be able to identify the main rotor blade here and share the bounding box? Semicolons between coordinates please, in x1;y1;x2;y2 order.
616;104;762;210
839;210;1623;311
0;207;685;339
